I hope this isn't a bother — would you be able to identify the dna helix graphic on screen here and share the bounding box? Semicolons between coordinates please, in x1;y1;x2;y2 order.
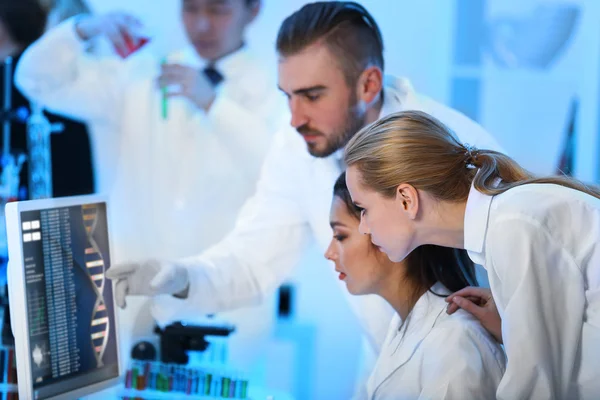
82;204;109;367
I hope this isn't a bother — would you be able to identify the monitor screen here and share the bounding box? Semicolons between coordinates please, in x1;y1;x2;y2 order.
18;202;118;399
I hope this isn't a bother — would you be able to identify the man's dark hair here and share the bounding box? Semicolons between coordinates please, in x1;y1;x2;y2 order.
333;172;478;296
276;1;384;86
0;0;48;48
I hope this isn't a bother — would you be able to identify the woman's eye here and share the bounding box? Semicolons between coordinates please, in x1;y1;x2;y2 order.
334;235;347;242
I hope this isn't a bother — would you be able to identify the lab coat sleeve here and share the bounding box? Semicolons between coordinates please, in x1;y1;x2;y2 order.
150;128;312;325
194;83;285;177
419;326;505;399
487;217;585;400
15;17;125;125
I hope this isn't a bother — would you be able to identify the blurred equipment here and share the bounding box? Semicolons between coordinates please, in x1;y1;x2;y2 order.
119;322;254;398
277;283;295;319
0;345;18;398
26;103;64;200
3;56;12;159
0;107;29;124
486;2;580;69
556;97;578;176
155;322;235;365
5;196;121;400
131;341;157;362
0;57;26;286
1;57;24;203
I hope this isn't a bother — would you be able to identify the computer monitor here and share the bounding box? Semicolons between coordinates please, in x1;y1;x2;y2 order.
5;195;121;400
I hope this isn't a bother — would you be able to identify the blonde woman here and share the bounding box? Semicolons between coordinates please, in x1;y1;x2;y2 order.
344;110;600;400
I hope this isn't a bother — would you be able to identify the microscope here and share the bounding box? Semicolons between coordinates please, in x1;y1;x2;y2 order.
154;321;235;365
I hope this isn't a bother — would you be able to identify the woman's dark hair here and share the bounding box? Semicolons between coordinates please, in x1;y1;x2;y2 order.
0;0;48;48
333;172;477;294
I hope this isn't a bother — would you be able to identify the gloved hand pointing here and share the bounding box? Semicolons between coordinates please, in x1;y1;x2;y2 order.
106;260;190;309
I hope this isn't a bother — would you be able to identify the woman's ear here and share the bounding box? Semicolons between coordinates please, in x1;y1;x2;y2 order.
396;183;419;219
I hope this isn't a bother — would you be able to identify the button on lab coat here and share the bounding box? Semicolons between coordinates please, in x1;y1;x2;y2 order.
151;75;504;354
465;183;600;399
366;283;506;400
15;17;286;367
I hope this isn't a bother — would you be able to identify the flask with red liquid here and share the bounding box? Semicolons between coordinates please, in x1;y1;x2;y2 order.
115;29;151;59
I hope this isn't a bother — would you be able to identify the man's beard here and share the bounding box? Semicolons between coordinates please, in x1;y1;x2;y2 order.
300;102;367;159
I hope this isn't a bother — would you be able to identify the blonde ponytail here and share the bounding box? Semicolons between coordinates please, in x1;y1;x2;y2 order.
344;110;600;202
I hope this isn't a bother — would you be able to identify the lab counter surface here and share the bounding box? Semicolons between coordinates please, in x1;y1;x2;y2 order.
84;385;295;400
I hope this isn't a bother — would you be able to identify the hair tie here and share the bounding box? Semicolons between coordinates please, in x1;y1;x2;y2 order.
463;144;479;167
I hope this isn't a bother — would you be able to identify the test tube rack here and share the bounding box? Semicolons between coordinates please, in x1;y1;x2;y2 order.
121;360;250;400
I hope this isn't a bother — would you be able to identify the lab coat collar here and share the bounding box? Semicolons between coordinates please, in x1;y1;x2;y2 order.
379;75;420;119
167;45;251;82
370;282;450;392
463;180;494;266
332;148;345;171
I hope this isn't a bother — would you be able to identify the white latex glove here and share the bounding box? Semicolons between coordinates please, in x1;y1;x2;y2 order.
105;260;189;309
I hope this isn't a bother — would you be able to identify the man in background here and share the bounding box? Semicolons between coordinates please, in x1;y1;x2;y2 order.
0;0;94;199
16;0;284;369
0;0;94;346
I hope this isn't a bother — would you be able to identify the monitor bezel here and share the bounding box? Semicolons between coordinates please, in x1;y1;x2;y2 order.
6;195;122;400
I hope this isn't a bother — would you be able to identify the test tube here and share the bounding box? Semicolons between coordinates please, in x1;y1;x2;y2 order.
160;57;168;120
124;369;132;389
240;378;248;399
186;368;192;395
178;366;184;392
0;348;6;383
198;370;204;395
158;365;166;392
7;349;14;384
229;376;237;398
147;364;154;390
137;369;145;391
169;365;175;392
144;362;151;384
222;340;228;364
213;374;221;398
210;340;218;364
131;364;138;390
221;376;231;398
205;372;213;396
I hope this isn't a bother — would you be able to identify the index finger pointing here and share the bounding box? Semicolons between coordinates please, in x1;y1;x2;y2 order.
446;286;492;302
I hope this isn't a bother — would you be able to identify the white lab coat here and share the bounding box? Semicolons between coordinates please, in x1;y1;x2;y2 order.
465;182;600;399
15;17;285;368
151;75;504;354
365;282;506;400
